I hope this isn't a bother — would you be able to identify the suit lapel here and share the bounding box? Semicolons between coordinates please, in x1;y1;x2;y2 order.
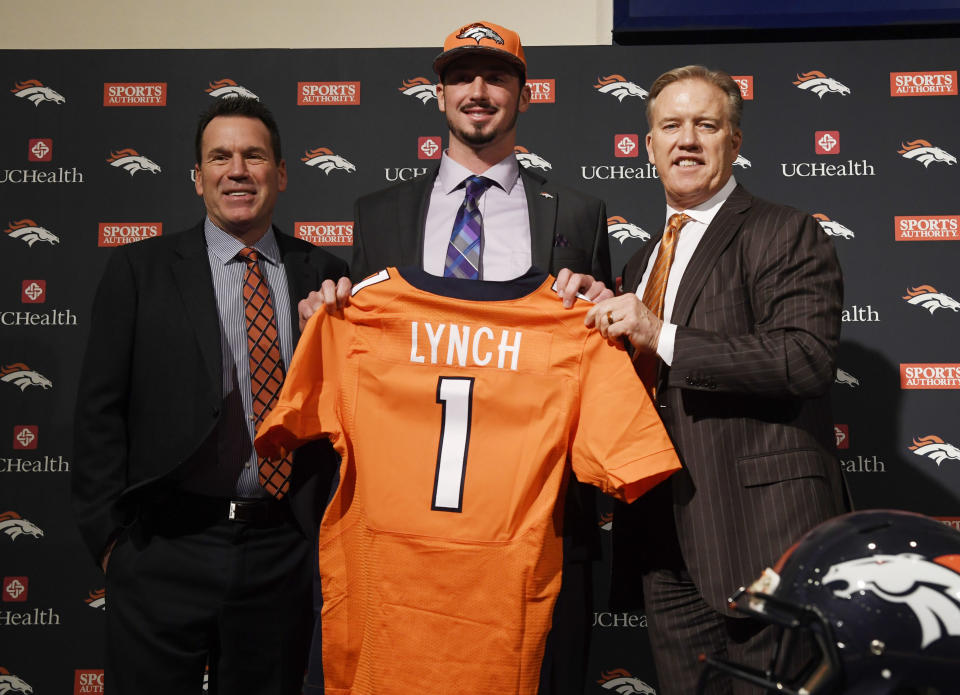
521;166;556;271
410;167;439;266
275;228;313;342
171;224;222;393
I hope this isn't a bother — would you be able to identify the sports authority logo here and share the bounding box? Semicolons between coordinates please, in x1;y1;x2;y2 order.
398;77;437;104
938;517;960;532
909;435;960;467
3;577;28;603
301;148;356;174
1;364;52;391
835;368;859;387
107;149;162;176
730;75;754;100
103;83;167;106
85;589;105;610
891;71;957;97
11;79;65;106
457;22;504;44
895;215;960;241
205;79;258;100
897;139;957;167
793;71;851;98
0;511;44;541
594;75;648;102
813;213;855;239
4;220;59;247
597;669;656;693
0;668;33;694
823;552;960;648
21;280;46;304
514;146;551;170
835;424;849;450
298;81;360;105
607;216;650;244
815;131;839;155
733;154;751;168
901;364;960;389
294;222;353;246
615;134;639;158
902;285;960;314
418;136;441;160
74;669;104;694
12;426;38;451
98;223;162;247
28;139;52;163
527;79;555;103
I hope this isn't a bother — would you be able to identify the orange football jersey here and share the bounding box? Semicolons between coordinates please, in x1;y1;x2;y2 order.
256;267;679;695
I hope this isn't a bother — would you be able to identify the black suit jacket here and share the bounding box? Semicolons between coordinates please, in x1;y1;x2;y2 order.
613;185;848;613
350;164;611;284
72;222;348;563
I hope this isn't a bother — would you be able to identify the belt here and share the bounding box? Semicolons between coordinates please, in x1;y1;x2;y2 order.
140;492;294;529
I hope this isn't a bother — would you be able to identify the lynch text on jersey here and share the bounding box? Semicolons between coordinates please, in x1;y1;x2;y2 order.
410;321;523;371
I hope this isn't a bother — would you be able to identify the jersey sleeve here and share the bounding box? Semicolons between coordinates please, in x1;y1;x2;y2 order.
570;332;681;503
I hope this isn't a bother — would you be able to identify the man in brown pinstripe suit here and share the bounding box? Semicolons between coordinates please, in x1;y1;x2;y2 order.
587;66;848;694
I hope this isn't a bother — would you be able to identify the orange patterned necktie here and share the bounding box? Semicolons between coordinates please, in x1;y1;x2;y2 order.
637;213;691;395
238;247;292;498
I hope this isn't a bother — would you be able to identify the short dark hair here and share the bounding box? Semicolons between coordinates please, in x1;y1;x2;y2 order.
646;65;743;130
194;97;282;164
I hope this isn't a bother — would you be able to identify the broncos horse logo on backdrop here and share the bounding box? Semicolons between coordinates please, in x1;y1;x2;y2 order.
813;213;855;239
0;668;33;694
835;368;859;387
0;364;52;391
733;154;751;168
514;146;551;171
597;669;656;694
607;216;650;244
398;77;437;104
897;139;957;168
909;435;960;467
10;79;65;106
594;75;649;102
107;149;162;175
793;71;851;98
4;219;59;247
824;552;960;648
301;147;356;174
457;23;504;44
0;512;44;541
902;285;960;314
205;78;259;100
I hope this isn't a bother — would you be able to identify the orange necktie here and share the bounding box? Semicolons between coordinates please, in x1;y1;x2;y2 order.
238;247;292;498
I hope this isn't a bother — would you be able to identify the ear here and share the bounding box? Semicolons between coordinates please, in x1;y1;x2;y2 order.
731;128;743;157
645;133;655;165
436;82;445;113
518;81;532;113
194;164;203;196
277;159;287;192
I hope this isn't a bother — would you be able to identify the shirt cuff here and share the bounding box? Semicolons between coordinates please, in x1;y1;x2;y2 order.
656;322;677;366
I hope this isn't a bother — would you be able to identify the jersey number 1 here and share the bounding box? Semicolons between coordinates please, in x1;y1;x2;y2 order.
432;377;474;512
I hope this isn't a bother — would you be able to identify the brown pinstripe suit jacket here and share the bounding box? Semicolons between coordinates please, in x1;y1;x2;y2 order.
612;184;848;614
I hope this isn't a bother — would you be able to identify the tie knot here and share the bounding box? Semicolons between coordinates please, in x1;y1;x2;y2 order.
238;247;259;265
667;213;692;235
464;175;493;200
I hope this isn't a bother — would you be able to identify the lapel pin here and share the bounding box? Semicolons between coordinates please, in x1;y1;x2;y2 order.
539;192;554;199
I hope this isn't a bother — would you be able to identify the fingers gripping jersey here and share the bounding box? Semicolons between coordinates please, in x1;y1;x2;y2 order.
256;267;680;695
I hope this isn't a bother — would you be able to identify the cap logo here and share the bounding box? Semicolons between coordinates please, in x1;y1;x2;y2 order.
458;24;504;45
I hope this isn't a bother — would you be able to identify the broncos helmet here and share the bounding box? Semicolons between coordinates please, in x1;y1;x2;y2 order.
697;510;960;695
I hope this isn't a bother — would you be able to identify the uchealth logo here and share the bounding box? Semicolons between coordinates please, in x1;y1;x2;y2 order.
85;588;105;610
730;75;754;100
103;82;166;106
74;669;104;694
398;77;437;104
1;364;52;391
301;147;356;174
2;577;28;602
99;222;162;247
107;149;161;175
733;154;751;168
13;426;38;451
205;78;258;100
607;216;650;244
901;364;960;389
527;79;555;103
793;70;851;97
902;285;960;314
594;75;648;101
835;424;850;449
815;131;840;155
0;667;33;694
21;280;45;304
890;71;957;97
597;669;656;693
4;219;59;247
813;213;855;239
514;146;551;170
0;511;44;541
11;78;65;106
294;222;353;246
418;136;441;160
898;139;957;167
298;81;360;105
28;138;52;163
615;134;639;158
835;368;859;387
895;215;960;241
909;435;960;467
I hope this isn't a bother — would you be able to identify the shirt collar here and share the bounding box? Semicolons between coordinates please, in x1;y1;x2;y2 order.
437;151;520;195
665;175;737;228
203;217;281;267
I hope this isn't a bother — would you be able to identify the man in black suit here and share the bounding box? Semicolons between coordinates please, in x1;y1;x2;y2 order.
588;66;848;694
72;97;347;694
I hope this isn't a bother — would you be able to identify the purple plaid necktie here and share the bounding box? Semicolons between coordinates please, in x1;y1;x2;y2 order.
444;175;494;279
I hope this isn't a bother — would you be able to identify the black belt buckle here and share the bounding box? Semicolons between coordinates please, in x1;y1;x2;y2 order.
227;498;285;524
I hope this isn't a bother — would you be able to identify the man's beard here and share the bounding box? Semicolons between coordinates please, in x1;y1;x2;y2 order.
446;101;520;148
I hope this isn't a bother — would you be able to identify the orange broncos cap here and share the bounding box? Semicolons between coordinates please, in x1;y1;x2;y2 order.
433;21;526;78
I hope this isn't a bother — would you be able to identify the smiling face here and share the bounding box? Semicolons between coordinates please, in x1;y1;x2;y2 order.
645;78;742;210
194;115;287;243
436;54;531;163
